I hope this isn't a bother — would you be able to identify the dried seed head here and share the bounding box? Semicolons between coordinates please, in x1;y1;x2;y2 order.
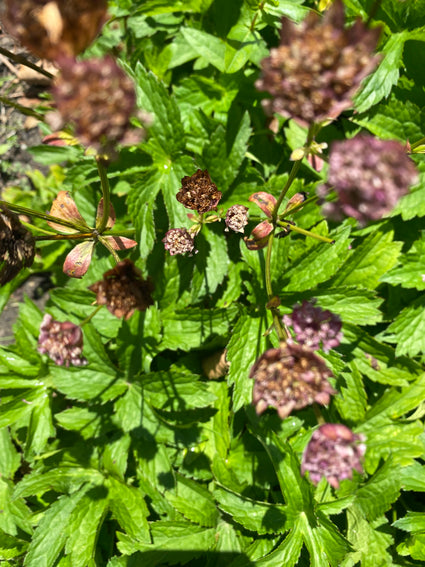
0;206;35;285
250;343;336;419
38;314;87;367
319;135;418;225
301;423;366;488
256;0;381;125
162;228;196;256
176;170;222;214
3;0;108;61
49;56;137;153
88;259;154;320
225;205;249;233
283;300;342;353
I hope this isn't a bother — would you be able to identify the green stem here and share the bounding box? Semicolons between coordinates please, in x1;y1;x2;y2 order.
0;200;87;232
103;228;135;237
35;232;94;241
250;1;266;32
277;221;335;244
96;156;111;233
80;305;103;327
265;232;287;341
0;95;45;121
410;136;425;151
0;46;54;79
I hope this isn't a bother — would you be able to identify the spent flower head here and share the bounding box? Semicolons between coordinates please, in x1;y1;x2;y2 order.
225;205;249;233
301;423;366;488
283;300;342;353
38;314;87;367
88;259;154;319
319;135;418;225
255;0;381;126
250;343;336;419
0;205;35;286
49;56;138;154
3;0;108;61
176;170;222;214
163;228;196;256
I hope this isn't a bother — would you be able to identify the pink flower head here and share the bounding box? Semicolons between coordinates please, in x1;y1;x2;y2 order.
38;314;87;367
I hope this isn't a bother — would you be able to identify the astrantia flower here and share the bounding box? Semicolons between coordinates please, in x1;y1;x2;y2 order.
319;135;418;225
225;205;249;233
3;0;108;62
250;343;336;419
163;228;196;256
49;56;138;154
301;423;366;488
38;314;87;367
283;300;342;353
176;170;222;214
47;191;137;278
255;0;381;125
88;259;154;319
0;205;35;285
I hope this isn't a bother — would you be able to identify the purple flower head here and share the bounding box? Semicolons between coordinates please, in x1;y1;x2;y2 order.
250;343;336;419
162;228;196;256
301;423;366;488
38;314;88;367
255;0;381;126
283;300;342;353
225;205;249;234
320;135;418;225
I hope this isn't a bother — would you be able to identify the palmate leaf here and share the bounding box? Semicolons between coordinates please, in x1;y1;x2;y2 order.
165;475;219;527
379;295;425;357
107;477;150;543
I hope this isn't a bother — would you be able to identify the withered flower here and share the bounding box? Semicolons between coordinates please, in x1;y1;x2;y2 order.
255;0;381;125
38;314;87;367
319;135;418;225
301;423;366;488
176;170;222;214
49;56;137;153
225;205;249;233
250;343;336;419
283;300;342;353
3;0;108;62
162;228;196;256
0;206;35;285
88;259;154;319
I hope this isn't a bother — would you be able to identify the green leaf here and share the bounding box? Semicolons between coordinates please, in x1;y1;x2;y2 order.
130;62;185;156
335;362;368;423
280;224;352;292
344;510;394;567
332;229;402;288
299;510;350;567
50;367;127;403
108;477;150;543
0;348;40;377
25;393;55;457
355;458;402;521
166;475;218;527
0;530;28;560
65;486;108;567
14;468;104;499
102;433;131;478
181;28;227;72
214;485;291;534
226;312;268;412
380;295;425;357
0;388;46;429
354;33;406;113
393;511;425;534
55;407;102;439
24;490;88;567
381;236;425;289
0;429;21;479
202;111;251;191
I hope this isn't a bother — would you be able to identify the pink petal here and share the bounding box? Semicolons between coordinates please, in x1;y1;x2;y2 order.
103;236;138;250
244;220;273;250
63;240;95;278
249;192;277;218
48;191;88;233
96;198;115;230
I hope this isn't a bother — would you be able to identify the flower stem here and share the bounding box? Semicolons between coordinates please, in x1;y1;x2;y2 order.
0;200;85;232
80;305;103;327
277;221;335;243
96;156;112;233
265;232;287;341
0;95;45;121
0;46;54;79
98;236;120;263
34;232;94;241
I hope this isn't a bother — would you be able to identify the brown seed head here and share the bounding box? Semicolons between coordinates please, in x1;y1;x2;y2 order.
50;56;137;153
255;0;381;125
176;170;222;214
3;0;108;61
0;206;35;285
88;259;154;320
250;343;336;419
